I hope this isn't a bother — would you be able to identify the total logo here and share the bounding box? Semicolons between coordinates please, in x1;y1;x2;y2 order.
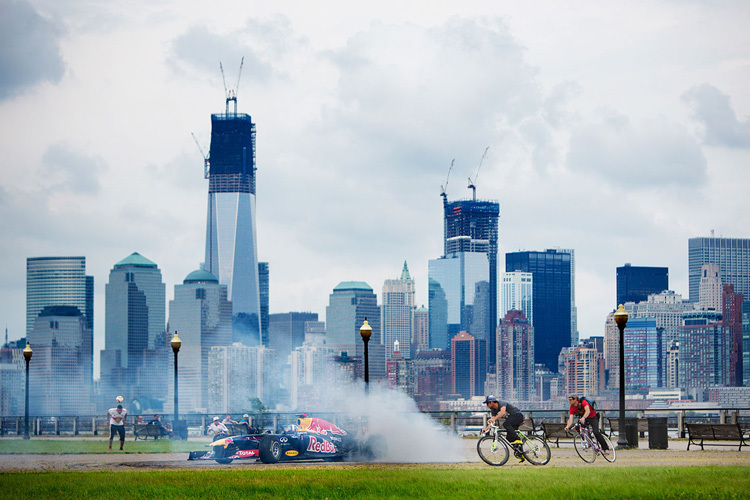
237;450;258;458
306;436;336;454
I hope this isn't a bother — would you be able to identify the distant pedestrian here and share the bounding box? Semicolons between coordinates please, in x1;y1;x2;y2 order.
107;404;128;451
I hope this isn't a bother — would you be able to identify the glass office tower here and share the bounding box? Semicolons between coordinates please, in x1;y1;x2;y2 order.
204;98;261;345
688;237;750;302
616;264;669;305
505;249;573;372
26;257;93;336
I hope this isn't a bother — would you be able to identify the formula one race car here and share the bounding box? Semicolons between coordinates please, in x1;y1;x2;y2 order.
188;416;387;464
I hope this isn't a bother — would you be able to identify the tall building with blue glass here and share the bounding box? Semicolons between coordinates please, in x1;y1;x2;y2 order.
429;198;499;358
616;264;668;305
623;317;662;390
204;95;261;345
505;249;572;372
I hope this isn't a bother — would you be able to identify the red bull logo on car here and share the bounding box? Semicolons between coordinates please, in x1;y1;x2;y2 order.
306;436;336;453
297;417;347;436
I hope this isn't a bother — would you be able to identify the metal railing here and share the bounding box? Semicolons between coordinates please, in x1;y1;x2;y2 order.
1;408;748;438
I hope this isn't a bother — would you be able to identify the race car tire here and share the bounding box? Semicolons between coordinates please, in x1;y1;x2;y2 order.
213;443;236;465
365;435;387;460
259;435;282;464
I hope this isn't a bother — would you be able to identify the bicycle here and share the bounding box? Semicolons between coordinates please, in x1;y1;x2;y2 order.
477;422;551;466
571;422;616;463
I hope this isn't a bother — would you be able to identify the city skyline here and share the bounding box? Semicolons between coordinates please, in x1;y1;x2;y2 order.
1;1;749;372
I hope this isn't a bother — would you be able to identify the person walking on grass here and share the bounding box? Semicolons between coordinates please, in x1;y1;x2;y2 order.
107;404;128;451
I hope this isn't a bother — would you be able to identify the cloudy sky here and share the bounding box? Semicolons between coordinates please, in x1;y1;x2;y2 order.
1;0;749;374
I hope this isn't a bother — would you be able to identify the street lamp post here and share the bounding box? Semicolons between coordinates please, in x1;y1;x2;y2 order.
23;343;32;440
614;304;629;448
360;319;372;395
170;332;182;439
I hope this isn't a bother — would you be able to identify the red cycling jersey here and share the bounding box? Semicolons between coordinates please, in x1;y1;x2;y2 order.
569;399;597;418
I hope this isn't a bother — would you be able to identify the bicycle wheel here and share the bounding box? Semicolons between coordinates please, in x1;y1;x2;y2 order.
520;435;551;465
573;434;597;463
599;434;616;462
477;435;510;466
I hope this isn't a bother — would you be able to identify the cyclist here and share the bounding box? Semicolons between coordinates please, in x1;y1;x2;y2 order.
482;395;526;461
564;395;610;455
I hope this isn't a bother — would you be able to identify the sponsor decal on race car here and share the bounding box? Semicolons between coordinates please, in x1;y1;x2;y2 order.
237;449;259;458
307;436;336;453
298;417;347;436
285;450;299;456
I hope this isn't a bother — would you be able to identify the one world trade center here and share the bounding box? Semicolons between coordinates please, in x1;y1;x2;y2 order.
204;91;261;345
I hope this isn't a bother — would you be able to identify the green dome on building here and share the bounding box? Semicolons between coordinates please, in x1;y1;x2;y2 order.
184;269;219;284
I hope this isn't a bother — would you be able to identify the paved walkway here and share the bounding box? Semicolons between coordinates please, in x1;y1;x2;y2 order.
0;438;747;471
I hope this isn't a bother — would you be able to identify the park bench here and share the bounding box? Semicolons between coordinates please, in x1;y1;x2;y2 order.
685;422;749;451
541;422;573;447
133;422;172;440
606;417;648;438
519;417;539;436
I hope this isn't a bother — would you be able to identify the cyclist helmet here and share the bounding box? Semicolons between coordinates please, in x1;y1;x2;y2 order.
483;395;498;404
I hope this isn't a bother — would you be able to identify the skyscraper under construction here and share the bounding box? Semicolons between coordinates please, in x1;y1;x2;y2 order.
204;91;261;345
429;196;499;363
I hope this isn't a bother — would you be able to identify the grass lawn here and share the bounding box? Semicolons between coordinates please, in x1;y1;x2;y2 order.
0;466;747;499
0;438;201;454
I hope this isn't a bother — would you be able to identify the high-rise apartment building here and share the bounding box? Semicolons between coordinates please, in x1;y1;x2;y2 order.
616;264;669;305
689;236;750;302
430;198;499;357
167;270;233;413
381;262;415;360
744;301;750;387
450;331;486;399
26;257;93;335
259;262;269;346
28;306;93;415
289;337;333;410
501;272;533;324
325;281;385;380
505;249;573;372
722;284;744;386
497;310;534;401
623;317;662;390
563;342;605;398
412;306;429;354
101;253;166;400
204;96;262;345
208;343;278;412
679;310;728;391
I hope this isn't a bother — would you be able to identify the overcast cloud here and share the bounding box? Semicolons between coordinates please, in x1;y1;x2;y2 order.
0;1;748;377
0;0;66;100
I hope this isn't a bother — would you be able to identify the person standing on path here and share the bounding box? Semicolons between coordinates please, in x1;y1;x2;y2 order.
107;404;128;451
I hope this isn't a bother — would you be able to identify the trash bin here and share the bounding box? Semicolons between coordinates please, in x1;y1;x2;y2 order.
625;418;639;448
173;419;188;440
648;417;668;449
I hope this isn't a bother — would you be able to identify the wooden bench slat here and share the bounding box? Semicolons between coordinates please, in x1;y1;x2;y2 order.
685;423;746;451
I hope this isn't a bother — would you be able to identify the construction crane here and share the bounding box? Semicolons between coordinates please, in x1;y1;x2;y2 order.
468;146;489;201
220;56;244;114
440;159;455;202
192;132;210;179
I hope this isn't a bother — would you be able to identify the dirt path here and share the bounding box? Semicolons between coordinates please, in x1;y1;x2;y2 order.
1;439;748;471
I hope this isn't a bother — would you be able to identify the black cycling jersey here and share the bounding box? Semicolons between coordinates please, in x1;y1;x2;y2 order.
491;400;522;418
